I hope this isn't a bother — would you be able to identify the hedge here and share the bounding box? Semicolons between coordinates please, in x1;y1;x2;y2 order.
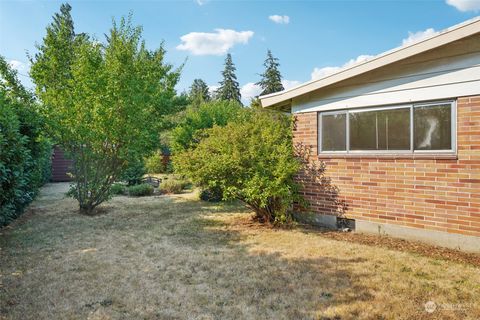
0;57;52;226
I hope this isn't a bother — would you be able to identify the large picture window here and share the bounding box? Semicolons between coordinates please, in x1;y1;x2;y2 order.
319;101;455;154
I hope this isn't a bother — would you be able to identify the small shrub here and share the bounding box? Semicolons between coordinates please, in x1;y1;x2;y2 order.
199;186;223;202
160;179;188;194
110;183;125;195
165;160;174;174
121;157;146;186
127;183;154;197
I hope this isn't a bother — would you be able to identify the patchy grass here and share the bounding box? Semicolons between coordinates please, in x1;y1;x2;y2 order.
0;183;479;320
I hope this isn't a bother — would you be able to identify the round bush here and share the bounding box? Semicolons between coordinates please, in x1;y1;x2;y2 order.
160;179;187;194
110;183;125;195
127;183;154;197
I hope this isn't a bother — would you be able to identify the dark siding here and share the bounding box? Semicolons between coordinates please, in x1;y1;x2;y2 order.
51;146;73;182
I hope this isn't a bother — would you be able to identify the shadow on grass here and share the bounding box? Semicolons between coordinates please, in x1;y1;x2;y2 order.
1;192;376;319
153;198;375;319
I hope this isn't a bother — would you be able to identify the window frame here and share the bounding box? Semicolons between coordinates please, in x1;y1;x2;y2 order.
317;100;456;155
412;101;457;154
318;110;348;153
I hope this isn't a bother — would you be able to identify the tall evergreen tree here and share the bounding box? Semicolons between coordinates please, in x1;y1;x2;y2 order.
29;3;77;100
216;54;241;104
189;78;210;106
256;50;284;96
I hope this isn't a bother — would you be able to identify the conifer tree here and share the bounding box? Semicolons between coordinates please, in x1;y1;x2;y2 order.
256;50;284;96
189;78;210;106
216;54;241;104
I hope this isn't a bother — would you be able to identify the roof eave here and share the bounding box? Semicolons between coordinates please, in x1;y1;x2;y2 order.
260;17;480;109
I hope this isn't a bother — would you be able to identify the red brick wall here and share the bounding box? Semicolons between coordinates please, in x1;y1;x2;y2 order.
293;96;480;238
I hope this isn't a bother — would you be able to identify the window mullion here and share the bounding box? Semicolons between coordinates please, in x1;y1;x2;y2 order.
410;106;414;153
346;111;350;153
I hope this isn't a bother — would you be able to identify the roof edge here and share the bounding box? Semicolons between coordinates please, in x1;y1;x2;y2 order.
260;16;480;108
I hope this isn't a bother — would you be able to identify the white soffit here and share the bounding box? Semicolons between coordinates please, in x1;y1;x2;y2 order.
260;17;480;108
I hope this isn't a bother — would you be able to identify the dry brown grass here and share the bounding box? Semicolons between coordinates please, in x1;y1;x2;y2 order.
1;183;479;320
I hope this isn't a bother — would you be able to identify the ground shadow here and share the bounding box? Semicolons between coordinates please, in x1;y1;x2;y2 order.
0;193;375;320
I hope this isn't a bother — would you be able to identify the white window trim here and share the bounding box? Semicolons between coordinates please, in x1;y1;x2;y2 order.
318;100;457;155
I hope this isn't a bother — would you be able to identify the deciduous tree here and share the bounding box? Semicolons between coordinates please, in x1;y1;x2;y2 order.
30;6;182;213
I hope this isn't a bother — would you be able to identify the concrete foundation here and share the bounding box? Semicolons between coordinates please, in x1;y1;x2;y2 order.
293;213;480;253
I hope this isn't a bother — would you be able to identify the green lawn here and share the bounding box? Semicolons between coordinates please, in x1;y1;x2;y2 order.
0;183;479;319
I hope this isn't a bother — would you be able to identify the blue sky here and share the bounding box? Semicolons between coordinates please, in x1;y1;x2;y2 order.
1;0;479;103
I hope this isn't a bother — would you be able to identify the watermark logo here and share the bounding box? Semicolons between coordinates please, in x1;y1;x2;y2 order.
424;301;437;313
424;300;472;313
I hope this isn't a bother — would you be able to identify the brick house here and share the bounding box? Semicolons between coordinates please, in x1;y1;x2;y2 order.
259;18;480;252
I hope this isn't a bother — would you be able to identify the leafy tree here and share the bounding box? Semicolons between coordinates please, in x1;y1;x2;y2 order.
256;50;284;96
174;110;302;224
189;78;210;106
29;3;77;111
30;6;182;213
216;53;241;104
249;97;262;110
170;100;242;153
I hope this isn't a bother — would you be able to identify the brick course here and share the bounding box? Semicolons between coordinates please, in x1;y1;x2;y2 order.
293;96;480;238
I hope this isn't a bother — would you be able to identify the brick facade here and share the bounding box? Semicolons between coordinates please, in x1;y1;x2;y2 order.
293;96;480;238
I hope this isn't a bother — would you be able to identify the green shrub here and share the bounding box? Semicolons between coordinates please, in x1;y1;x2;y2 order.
127;184;154;197
170;100;242;153
199;186;223;202
120;157;146;186
160;179;188;194
145;150;171;174
165;160;174;174
110;183;125;195
145;151;163;174
174;110;301;224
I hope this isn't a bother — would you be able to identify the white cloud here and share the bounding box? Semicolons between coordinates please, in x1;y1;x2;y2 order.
195;0;209;5
239;79;300;104
446;0;480;12
176;29;254;56
8;60;28;73
240;82;262;104
269;15;290;24
208;85;219;95
402;28;438;46
282;79;301;90
6;59;34;89
311;55;374;80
